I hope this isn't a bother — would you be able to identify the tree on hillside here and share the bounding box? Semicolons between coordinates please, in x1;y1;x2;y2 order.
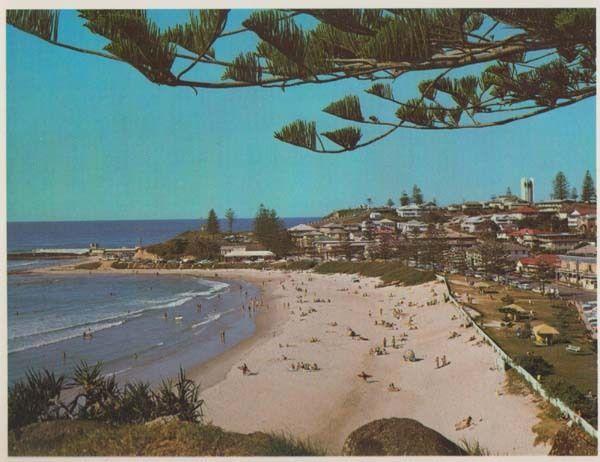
412;185;424;205
552;171;570;200
225;208;235;234
366;197;373;209
569;187;578;201
505;186;513;196
479;239;510;275
581;170;596;202
253;204;293;257
8;9;595;154
206;209;220;235
399;191;410;206
386;198;395;208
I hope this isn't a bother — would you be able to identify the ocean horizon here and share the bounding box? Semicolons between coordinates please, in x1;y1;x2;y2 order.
7;217;321;253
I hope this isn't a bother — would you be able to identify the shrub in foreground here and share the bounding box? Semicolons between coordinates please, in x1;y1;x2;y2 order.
8;362;204;430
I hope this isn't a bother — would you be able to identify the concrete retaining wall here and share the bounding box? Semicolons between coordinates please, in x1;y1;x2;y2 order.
437;275;597;439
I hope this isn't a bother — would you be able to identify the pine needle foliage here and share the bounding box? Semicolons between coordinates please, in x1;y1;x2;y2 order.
79;10;176;84
274;120;317;150
366;83;394;100
321;127;362;149
7;10;60;42
8;8;597;152
222;52;263;83
164;10;228;58
323;95;364;121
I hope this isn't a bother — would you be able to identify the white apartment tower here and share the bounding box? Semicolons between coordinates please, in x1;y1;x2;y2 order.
520;177;534;203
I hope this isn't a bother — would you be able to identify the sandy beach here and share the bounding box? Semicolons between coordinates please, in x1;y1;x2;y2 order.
32;264;549;455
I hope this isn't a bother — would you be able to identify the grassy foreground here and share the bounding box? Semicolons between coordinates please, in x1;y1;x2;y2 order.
9;420;325;456
313;261;436;286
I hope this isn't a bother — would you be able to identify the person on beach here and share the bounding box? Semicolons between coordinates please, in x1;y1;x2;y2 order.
197;303;202;312
163;312;168;320
220;330;226;343
239;363;250;375
357;371;372;382
435;356;440;369
388;383;400;392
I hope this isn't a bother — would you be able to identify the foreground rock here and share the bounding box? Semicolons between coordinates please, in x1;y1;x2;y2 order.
341;418;466;456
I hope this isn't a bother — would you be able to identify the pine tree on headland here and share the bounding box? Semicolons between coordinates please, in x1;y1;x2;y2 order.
581;170;596;202
386;198;394;208
505;186;512;196
399;191;410;206
412;185;423;205
552;172;570;200
253;204;293;257
225;208;235;234
9;10;595;154
206;209;220;235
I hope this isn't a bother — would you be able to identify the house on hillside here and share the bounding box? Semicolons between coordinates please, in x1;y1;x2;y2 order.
507;205;540;221
460;215;490;233
398;220;428;235
396;205;422;218
374;218;397;230
369;211;382;220
534;233;582;252
536;199;575;214
557;243;597;290
567;205;597;234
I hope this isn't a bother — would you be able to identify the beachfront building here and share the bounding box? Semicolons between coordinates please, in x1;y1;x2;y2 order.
369;211;382;220
557;244;597;290
318;223;349;241
220;245;247;256
89;243;139;260
515;254;559;276
223;250;276;262
396;205;422;218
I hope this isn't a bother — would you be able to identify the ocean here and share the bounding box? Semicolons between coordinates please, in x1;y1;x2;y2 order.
7;218;316;385
7;217;319;253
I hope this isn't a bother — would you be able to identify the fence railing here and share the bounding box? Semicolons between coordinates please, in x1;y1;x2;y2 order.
436;275;598;439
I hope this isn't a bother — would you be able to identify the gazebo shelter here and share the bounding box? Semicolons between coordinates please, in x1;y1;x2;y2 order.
532;323;560;346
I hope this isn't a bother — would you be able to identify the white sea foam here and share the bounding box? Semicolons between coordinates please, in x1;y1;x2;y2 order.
8;320;124;354
191;312;222;328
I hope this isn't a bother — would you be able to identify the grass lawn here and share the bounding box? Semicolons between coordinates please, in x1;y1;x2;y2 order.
448;275;597;395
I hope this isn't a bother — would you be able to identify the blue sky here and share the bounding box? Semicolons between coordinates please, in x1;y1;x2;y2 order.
7;10;596;222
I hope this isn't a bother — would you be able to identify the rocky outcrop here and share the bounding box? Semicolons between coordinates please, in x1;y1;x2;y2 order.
341;418;466;456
